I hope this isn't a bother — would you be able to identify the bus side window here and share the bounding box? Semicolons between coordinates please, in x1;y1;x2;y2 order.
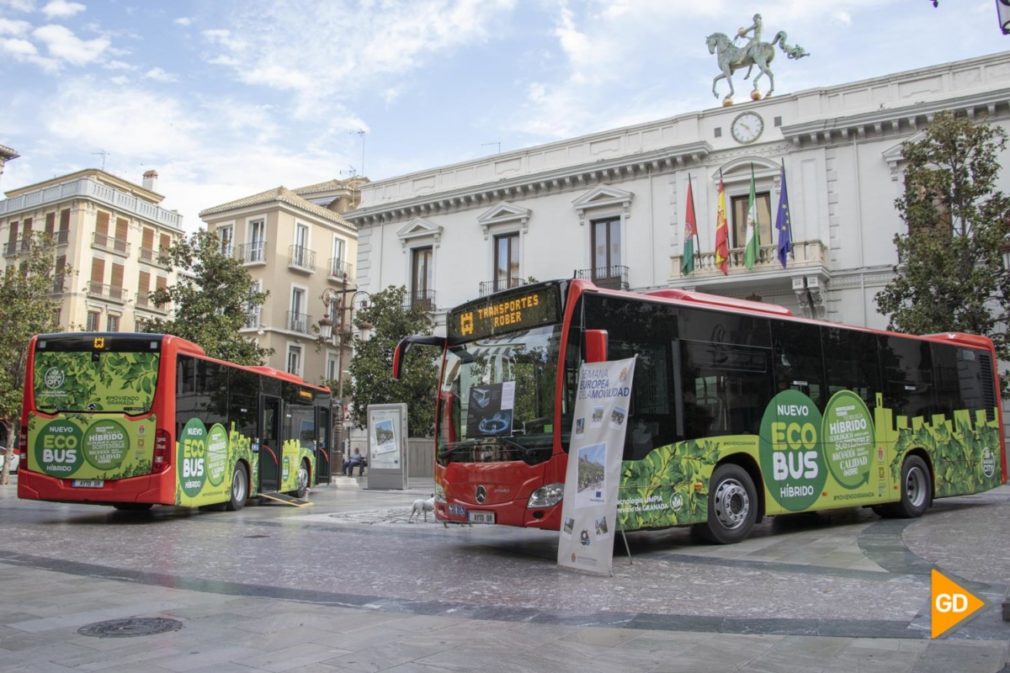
679;340;771;439
771;321;826;407
879;336;933;419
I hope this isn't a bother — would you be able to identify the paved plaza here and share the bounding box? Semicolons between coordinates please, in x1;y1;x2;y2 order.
0;476;1008;672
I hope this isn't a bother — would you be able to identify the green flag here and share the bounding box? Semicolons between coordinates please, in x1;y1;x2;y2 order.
744;165;760;270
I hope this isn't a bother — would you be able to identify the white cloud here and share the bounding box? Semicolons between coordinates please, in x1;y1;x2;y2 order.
0;35;36;56
33;23;109;65
144;66;176;82
173;16;192;27
41;0;85;18
0;17;31;34
0;0;35;12
201;0;515;117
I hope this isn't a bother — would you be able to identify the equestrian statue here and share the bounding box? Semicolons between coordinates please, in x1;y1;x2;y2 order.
706;13;809;104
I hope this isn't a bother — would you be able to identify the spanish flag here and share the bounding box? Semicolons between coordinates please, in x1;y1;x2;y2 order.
715;172;729;275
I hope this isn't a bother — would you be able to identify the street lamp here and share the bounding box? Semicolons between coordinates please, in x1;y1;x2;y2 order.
319;288;371;460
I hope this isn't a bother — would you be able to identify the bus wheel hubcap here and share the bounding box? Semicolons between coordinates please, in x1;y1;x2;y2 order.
714;478;749;530
906;466;926;508
233;471;245;502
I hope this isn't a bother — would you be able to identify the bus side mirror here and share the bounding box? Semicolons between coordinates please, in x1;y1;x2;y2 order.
584;329;608;363
392;338;409;381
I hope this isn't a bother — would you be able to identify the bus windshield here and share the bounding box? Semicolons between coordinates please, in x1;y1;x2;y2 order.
438;324;561;465
33;337;160;415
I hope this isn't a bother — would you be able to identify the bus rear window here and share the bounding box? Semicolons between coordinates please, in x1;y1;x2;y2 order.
34;348;160;414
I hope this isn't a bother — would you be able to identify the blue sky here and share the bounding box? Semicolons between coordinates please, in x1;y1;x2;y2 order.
1;0;1008;231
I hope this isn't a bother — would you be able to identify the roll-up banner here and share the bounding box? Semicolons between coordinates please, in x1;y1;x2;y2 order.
557;357;636;576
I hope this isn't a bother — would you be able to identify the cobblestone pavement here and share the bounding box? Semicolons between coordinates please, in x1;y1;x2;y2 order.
0;477;1008;672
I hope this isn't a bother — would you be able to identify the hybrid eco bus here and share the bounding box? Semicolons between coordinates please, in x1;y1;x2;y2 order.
394;279;1006;543
17;332;332;511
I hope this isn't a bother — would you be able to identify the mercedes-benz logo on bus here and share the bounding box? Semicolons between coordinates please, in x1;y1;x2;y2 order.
475;485;487;504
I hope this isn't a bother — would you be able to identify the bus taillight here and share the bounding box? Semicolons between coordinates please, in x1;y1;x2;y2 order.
153;429;172;471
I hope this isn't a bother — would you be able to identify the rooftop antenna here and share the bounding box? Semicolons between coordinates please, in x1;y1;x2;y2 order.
92;150;109;171
481;141;502;154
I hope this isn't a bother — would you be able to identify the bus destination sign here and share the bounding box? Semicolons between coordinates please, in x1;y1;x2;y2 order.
449;284;561;341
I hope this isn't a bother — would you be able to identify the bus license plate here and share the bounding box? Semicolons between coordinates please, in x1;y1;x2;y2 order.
468;511;495;524
72;480;104;488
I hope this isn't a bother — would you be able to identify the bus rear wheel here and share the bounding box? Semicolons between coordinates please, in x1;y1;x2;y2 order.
295;459;310;499
877;455;931;519
227;463;248;512
694;463;757;544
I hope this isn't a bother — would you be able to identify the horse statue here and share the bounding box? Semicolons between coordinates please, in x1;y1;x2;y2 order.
706;30;809;103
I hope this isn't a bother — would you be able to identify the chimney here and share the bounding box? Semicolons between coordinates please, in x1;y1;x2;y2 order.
142;169;159;192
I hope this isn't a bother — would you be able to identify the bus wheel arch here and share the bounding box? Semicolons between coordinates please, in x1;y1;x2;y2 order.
693;458;761;544
876;449;933;519
226;460;249;511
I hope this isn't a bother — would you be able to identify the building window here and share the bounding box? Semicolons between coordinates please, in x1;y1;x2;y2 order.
106;314;120;332
248;219;266;263
246;280;262;329
289;286;307;333
591;216;621;277
411;246;433;310
331;236;347;277
86;311;101;331
493;233;520;292
219;225;233;257
287;344;303;376
326;353;339;383
731;192;772;249
51;308;61;326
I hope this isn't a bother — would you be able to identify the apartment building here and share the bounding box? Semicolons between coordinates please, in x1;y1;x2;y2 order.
200;178;363;395
0;168;184;331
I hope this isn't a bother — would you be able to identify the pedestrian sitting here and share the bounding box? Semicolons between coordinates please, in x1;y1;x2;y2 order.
343;448;366;476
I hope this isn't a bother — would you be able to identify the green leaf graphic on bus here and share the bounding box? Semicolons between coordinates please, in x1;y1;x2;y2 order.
34;351;159;412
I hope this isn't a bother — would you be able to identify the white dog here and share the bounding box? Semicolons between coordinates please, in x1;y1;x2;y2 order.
409;495;435;523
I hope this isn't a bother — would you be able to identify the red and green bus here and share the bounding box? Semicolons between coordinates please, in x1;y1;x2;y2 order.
17;332;332;511
394;279;1006;543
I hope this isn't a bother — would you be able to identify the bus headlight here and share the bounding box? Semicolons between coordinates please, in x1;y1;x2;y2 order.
528;483;564;508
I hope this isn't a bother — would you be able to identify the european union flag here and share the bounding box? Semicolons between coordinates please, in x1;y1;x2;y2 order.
776;163;793;268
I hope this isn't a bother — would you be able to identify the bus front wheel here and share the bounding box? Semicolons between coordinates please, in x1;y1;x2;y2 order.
694;463;758;544
877;455;931;519
295;459;310;499
227;463;248;511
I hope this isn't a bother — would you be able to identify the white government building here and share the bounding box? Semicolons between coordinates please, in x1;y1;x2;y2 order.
345;50;1010;437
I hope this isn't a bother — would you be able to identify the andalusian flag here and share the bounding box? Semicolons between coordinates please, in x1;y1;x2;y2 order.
776;161;793;268
714;173;729;275
743;164;760;270
681;176;699;274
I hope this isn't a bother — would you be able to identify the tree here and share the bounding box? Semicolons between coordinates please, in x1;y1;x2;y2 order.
0;233;64;453
876;112;1010;389
142;230;271;365
346;286;437;436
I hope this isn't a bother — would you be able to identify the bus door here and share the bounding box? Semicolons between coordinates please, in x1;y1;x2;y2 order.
315;405;332;483
259;395;282;492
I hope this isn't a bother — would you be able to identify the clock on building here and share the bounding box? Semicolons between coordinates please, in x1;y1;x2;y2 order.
731;111;764;144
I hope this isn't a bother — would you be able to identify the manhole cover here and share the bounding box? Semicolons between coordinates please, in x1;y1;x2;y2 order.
78;617;183;638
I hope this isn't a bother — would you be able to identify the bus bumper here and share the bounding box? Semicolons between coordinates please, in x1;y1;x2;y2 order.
17;470;173;506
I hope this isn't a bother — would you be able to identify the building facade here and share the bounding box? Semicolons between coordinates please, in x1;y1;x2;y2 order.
0;169;184;332
346;52;1010;336
200;179;363;397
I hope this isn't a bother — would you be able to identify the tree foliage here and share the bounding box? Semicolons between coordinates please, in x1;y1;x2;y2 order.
875;112;1010;389
346;286;437;436
0;233;64;425
142;230;271;365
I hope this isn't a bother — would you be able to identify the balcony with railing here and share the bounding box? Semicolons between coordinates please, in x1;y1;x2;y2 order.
408;289;437;312
92;232;130;257
288;245;315;273
50;274;67;295
574;265;629;290
135;292;168;313
287;310;312;334
139;246;171;268
87;282;126;303
328;258;355;284
238;241;267;264
670;240;828;280
479;277;526;297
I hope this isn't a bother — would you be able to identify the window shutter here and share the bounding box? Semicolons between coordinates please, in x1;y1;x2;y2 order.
96;211;109;236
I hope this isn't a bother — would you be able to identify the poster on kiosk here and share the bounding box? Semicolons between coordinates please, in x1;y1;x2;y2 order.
557;356;636;576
